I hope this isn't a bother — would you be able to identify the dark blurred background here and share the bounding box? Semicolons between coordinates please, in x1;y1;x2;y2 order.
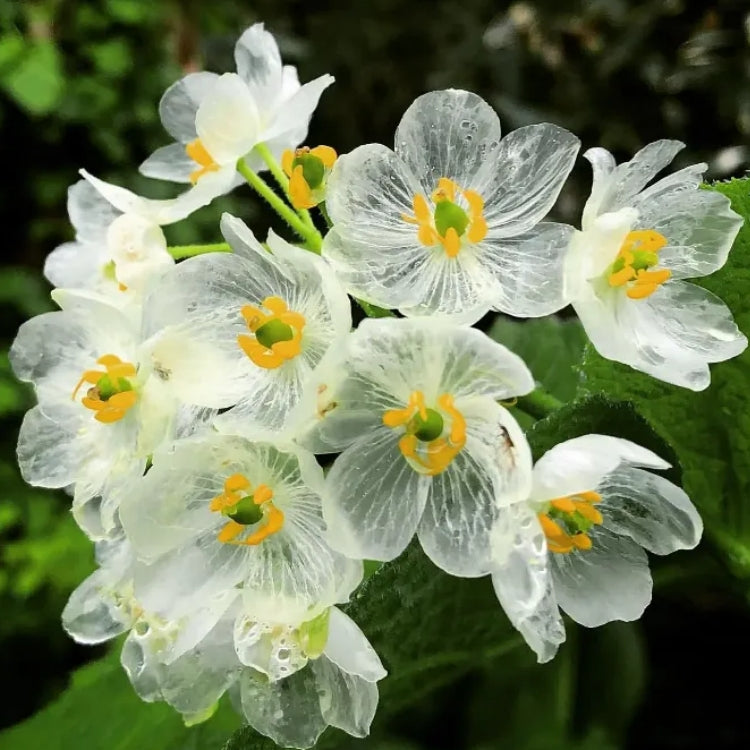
1;1;749;748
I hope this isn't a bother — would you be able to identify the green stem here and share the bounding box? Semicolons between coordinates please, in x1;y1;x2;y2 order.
236;159;322;253
318;201;332;228
168;242;231;259
254;143;318;233
516;387;564;420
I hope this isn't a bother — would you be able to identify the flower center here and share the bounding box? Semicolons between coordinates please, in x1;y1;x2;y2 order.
210;472;284;546
402;177;488;258
282;145;337;210
383;390;466;476
71;354;138;423
238;296;306;370
185;138;220;184
538;491;603;554
607;230;671;299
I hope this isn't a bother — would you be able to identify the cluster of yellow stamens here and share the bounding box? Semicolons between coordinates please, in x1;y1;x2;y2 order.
282;145;337;209
607;230;671;299
210;472;284;546
238;296;306;369
538;491;603;554
71;354;138;423
383;390;466;476
185;138;220;184
402;177;488;258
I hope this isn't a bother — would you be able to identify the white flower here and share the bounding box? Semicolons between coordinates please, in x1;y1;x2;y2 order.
322;89;580;323
490;434;702;663
565;140;746;390
118;432;363;626
139;23;333;201
142;213;351;440
296;317;535;577
9;291;182;538
235;606;386;749
44;172;216;302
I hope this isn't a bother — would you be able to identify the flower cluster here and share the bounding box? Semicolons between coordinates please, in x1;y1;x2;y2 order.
11;22;745;749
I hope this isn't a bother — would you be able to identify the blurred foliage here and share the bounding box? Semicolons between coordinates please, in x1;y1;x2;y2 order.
1;0;750;748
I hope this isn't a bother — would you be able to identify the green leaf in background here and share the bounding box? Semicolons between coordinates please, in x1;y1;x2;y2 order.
0;38;64;115
578;177;750;576
0;652;240;750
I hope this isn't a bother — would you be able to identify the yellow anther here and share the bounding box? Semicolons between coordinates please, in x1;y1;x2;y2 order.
539;490;604;554
607;229;671;299
72;354;138;424
383;390;466;476
210;473;284;546
185;139;220;184
237;296;306;370
281;145;337;209
402;177;487;258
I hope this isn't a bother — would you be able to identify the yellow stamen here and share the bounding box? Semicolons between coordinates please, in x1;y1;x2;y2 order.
72;354;138;423
281;145;337;209
402;177;487;258
210;473;284;546
237;295;306;370
185;138;220;184
383;390;466;476
607;229;671;299
289;165;314;209
539;489;604;554
310;145;337;168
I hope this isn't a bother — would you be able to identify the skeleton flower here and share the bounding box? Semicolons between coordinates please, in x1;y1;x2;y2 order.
118;432;363;626
322;89;580;323
565;140;746;390
142;213;351;439
234;605;386;748
139;23;333;201
490;434;702;663
297;317;535;577
10;290;181;538
44;172;216;302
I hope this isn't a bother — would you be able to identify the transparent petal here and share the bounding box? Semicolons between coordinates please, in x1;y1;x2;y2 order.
551;526;652;627
67;179;120;244
261;75;334;145
44;241;107;290
324;427;431;561
17;406;79;489
394;89;502;194
323;607;386;682
139;143;194;183
479;221;573;317
158;71;220;143
234;23;283;101
599;465;702;554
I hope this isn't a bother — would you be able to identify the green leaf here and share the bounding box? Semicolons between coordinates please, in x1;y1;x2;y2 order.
0;652;239;750
578;177;750;576
0;39;64;115
489;316;587;402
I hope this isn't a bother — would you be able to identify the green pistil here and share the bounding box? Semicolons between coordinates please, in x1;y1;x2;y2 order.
548;506;594;535
409;408;444;442
434;199;470;238
95;374;133;401
631;249;659;271
225;495;264;525
293;153;326;189
299;608;331;659
255;319;294;349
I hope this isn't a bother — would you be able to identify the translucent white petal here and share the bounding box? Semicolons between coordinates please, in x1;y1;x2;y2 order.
261;75;334;144
17;406;79;489
479;221;574;317
139;143;194;183
195;73;261;165
582;140;684;224
158;71;220;143
531;434;670;502
313;656;379;738
324;427;431;561
618;280;747;389
475;124;580;236
234;23;283;101
490;504;564;663
599;465;702;554
418;400;532;577
634;185;743;280
67;179;120;244
394;89;502;194
323;607;386;682
239;667;327;749
233;618;309;680
551;526;652;627
44;241;108;290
